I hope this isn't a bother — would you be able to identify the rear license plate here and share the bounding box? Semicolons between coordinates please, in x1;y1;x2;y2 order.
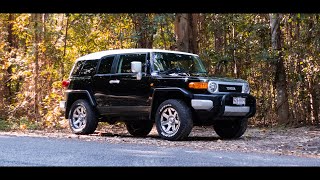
233;97;245;105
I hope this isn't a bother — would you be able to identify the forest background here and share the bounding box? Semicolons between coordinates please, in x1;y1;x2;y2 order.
0;13;319;130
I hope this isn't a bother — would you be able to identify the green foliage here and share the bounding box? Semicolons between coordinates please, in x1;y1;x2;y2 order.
18;117;40;130
0;118;10;131
0;13;319;129
0;116;40;131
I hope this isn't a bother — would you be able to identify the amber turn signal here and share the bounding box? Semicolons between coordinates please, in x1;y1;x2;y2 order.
188;82;208;89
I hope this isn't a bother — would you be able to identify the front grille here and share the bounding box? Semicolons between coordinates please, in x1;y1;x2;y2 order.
218;84;242;93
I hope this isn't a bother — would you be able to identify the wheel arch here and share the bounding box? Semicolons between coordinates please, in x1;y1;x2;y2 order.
149;88;193;121
65;90;97;119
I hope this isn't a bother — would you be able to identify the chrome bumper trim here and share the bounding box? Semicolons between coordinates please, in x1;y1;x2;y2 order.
223;106;250;116
191;99;213;110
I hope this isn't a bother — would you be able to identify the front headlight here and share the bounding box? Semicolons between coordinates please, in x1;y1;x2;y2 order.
243;83;250;94
208;81;218;93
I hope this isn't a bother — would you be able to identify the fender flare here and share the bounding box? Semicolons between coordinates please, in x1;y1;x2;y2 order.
65;90;97;118
149;88;193;120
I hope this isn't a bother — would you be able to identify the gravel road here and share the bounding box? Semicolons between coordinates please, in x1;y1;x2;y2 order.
1;133;320;166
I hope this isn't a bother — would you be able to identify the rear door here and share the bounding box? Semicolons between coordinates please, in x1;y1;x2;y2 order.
92;55;116;114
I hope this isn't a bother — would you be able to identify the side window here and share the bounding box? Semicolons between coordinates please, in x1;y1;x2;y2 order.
97;56;115;74
70;60;86;76
117;53;146;73
79;60;98;76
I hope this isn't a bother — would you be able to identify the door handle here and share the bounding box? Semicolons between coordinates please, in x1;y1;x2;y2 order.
109;80;120;84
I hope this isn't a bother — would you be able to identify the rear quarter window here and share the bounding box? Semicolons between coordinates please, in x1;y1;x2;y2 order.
70;60;86;76
79;60;99;76
70;60;98;77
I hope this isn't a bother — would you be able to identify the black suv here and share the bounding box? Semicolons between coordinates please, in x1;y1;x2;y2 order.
60;49;256;141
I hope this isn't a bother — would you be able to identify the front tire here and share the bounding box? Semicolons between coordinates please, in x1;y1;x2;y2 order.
68;99;98;135
155;99;193;141
125;121;153;137
213;118;248;139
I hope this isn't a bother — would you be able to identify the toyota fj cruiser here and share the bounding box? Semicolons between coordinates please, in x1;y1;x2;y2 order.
60;49;256;141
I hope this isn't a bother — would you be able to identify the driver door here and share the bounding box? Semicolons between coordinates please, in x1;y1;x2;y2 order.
107;53;151;115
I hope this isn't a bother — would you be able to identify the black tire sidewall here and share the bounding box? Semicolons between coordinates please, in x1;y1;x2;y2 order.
68;99;97;134
155;99;193;141
214;118;248;139
125;121;154;137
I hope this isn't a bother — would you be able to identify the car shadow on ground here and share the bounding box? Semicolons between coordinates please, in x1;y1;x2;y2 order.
92;131;223;141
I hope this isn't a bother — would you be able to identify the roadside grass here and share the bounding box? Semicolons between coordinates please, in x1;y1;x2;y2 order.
0;117;41;131
0;118;11;131
17;117;40;130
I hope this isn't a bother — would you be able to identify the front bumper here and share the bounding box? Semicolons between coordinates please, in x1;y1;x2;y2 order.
191;93;256;121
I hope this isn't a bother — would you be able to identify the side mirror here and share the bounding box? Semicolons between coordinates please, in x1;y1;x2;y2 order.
131;61;142;80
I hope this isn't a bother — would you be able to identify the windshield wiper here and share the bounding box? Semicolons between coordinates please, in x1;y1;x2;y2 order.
189;72;207;76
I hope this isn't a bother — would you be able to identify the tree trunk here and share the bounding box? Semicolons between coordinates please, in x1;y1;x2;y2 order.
305;16;319;125
190;14;199;54
214;15;223;53
160;20;167;49
132;14;155;48
232;17;238;78
7;14;18;51
174;13;198;54
213;15;224;75
0;14;17;116
294;14;306;124
6;14;15;102
308;78;319;125
33;13;41;122
62;14;69;80
269;13;289;125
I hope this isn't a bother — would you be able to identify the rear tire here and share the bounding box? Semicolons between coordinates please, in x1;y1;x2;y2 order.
213;118;248;139
125;121;153;137
68;99;98;135
155;99;193;141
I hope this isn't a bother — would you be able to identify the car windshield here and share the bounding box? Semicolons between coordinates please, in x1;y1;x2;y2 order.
152;52;207;75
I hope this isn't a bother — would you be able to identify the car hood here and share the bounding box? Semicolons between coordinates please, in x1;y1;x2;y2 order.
155;73;247;83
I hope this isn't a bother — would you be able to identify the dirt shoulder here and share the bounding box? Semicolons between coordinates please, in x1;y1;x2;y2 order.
1;124;320;158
